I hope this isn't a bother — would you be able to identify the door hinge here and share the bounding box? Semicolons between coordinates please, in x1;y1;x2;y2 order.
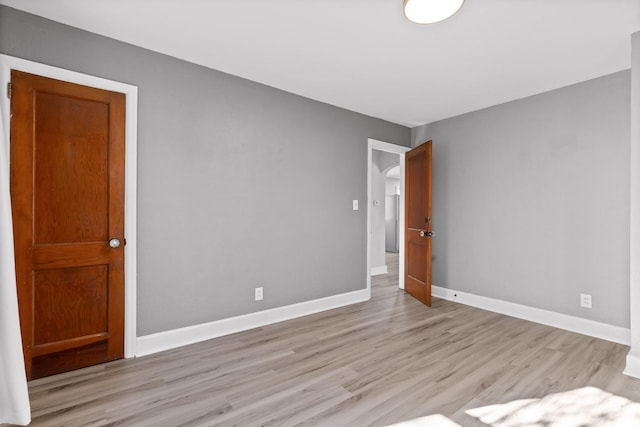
6;82;11;99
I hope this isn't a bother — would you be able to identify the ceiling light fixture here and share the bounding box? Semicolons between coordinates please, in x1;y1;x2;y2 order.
403;0;465;24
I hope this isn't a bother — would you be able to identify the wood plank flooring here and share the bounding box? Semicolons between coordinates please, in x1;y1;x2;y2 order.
6;252;640;426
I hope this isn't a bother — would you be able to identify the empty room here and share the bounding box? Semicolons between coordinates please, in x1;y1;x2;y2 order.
2;1;640;426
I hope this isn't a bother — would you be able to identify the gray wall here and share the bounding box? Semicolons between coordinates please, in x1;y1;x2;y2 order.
0;6;410;335
412;71;631;327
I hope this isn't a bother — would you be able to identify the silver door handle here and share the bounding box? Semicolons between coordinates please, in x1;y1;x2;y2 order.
419;230;435;238
109;238;121;248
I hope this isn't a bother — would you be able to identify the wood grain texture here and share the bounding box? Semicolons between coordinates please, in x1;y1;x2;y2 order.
33;266;108;345
405;140;433;306
33;90;109;244
3;253;640;426
10;70;126;379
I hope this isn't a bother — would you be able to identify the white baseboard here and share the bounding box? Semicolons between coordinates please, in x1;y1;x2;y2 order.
624;353;640;379
432;286;630;346
622;353;640;378
136;284;629;358
136;288;370;357
370;265;388;276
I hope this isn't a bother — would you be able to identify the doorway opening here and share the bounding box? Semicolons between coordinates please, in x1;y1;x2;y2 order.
366;139;410;298
384;165;401;255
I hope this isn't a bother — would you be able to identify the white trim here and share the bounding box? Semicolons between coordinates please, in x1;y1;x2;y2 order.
367;138;410;295
628;31;640;378
398;154;406;289
370;265;388;276
432;286;630;345
625;353;640;378
0;55;139;358
136;289;369;357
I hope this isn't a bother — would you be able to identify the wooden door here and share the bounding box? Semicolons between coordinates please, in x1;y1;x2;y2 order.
405;140;433;306
10;70;126;380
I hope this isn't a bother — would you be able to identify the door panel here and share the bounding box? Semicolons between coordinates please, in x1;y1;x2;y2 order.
404;141;433;306
407;150;427;229
34;91;110;244
33;266;109;346
10;70;125;380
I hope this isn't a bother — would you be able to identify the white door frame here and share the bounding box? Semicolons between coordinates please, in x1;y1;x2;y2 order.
0;55;138;358
367;138;410;296
626;32;640;378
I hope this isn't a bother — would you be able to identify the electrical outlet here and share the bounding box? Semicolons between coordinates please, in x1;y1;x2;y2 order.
580;293;592;308
255;287;263;301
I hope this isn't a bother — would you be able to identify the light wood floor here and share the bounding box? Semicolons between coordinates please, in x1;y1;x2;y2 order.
7;253;640;426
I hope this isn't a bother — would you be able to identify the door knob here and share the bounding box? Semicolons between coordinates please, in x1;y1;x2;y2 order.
419;230;435;238
109;238;121;248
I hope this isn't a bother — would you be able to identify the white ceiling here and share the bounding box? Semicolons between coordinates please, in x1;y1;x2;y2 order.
2;0;639;127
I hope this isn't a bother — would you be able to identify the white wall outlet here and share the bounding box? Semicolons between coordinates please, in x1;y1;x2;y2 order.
580;293;592;308
255;286;263;301
353;200;358;210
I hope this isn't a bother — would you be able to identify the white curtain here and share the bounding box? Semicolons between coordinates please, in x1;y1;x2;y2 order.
0;102;31;425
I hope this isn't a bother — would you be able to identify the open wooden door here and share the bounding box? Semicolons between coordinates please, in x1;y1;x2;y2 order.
404;140;433;306
10;70;126;379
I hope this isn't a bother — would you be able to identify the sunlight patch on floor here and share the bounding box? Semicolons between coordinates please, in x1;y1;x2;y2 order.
386;414;461;426
466;387;640;426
